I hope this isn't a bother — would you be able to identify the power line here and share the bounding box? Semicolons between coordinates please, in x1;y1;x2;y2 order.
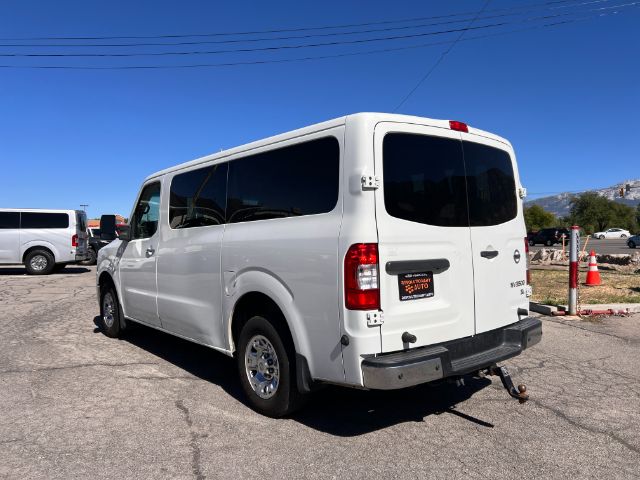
0;0;580;42
393;0;493;112
0;2;633;59
0;8;634;70
0;0;610;48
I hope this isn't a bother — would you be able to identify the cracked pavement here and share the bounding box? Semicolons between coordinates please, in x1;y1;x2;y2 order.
1;265;639;479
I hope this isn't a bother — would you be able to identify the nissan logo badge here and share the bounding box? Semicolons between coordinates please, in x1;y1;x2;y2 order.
513;249;521;264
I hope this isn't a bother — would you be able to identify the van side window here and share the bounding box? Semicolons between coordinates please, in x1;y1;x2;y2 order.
169;163;228;229
0;212;20;229
226;136;339;223
131;182;161;239
21;212;69;229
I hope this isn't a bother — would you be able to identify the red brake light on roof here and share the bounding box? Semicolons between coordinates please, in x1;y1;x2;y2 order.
449;120;468;133
72;234;78;247
344;243;380;310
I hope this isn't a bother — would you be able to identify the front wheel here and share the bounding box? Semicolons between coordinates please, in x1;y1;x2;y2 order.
598;235;605;239
545;239;553;246
237;315;304;417
621;234;627;238
100;284;124;338
528;239;535;246
629;240;636;249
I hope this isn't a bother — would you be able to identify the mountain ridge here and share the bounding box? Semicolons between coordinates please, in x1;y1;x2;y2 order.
525;179;640;217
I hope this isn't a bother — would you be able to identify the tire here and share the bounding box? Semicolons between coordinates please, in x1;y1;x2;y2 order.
545;239;553;246
621;234;627;239
99;284;124;338
598;235;605;239
24;249;55;275
52;264;67;272
237;315;304;417
528;239;535;246
82;248;97;266
629;240;636;249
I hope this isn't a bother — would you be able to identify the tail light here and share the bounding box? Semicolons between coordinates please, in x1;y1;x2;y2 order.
72;234;78;247
344;243;380;310
524;237;531;284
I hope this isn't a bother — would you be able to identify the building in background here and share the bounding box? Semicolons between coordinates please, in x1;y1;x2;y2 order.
87;215;126;229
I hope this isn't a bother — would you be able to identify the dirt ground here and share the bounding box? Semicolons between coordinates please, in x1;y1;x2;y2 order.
530;267;640;305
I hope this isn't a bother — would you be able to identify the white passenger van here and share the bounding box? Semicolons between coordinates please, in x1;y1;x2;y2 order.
0;208;89;274
97;113;541;417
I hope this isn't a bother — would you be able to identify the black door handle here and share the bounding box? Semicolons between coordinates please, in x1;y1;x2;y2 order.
480;250;499;259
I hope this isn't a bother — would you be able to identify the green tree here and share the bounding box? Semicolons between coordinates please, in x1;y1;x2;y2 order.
524;205;557;232
568;192;637;233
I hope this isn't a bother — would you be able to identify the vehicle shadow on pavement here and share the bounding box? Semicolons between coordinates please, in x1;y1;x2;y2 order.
293;379;494;436
0;267;91;275
99;319;495;436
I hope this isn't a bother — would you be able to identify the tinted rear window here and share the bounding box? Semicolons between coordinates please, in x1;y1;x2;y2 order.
463;141;517;226
383;133;516;227
0;212;20;229
227;136;339;223
21;212;69;229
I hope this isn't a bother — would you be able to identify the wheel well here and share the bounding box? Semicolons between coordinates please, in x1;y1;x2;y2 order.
230;292;294;354
98;271;115;291
23;246;54;263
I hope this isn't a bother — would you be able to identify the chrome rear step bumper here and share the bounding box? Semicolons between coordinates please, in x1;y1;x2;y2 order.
361;317;542;390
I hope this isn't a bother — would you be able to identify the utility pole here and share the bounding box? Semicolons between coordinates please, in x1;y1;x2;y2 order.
80;204;89;212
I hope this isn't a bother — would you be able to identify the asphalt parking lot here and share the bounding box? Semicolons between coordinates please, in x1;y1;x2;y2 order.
1;266;639;479
529;237;634;255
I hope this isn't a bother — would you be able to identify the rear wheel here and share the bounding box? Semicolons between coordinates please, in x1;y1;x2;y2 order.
545;239;553;246
237;315;304;417
621;234;627;238
24;249;55;275
599;235;605;239
528;239;535;246
82;248;97;265
100;284;124;338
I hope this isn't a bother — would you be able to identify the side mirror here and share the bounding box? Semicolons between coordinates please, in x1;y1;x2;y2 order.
117;224;131;242
100;215;117;241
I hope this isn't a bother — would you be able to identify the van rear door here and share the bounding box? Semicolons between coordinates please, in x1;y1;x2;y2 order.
461;136;528;334
374;123;475;352
75;210;88;256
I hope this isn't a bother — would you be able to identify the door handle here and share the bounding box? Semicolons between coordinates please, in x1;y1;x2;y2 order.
145;247;155;257
480;250;499;259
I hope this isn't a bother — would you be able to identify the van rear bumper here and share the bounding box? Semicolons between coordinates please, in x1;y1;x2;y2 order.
361;317;542;390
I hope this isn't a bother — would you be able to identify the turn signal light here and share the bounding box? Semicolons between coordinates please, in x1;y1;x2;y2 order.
72;234;78;247
344;243;380;310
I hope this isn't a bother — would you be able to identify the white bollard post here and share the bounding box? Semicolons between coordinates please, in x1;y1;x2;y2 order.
568;226;580;315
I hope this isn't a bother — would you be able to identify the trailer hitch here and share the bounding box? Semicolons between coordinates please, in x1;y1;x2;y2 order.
486;365;529;404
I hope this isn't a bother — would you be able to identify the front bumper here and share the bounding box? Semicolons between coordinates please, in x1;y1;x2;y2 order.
361;317;542;390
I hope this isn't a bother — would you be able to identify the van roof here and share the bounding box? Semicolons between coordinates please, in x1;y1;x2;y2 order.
0;208;82;214
144;112;512;181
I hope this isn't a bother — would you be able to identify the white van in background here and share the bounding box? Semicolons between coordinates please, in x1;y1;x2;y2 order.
97;112;541;417
0;209;89;274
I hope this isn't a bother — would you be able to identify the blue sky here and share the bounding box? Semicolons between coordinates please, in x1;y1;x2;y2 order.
1;0;638;219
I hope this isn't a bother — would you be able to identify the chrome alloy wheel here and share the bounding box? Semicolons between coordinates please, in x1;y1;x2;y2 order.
102;292;116;329
29;254;48;271
245;335;280;399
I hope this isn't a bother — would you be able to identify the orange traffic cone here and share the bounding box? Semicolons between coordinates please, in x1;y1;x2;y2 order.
584;250;601;286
